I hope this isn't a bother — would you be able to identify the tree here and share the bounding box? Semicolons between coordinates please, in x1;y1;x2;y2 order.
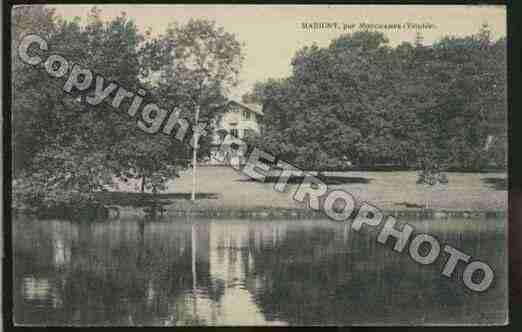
154;19;244;200
247;32;408;173
413;25;507;172
11;7;195;212
247;28;507;177
12;5;57;174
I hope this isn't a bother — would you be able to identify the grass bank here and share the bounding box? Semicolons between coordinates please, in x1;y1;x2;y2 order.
101;166;507;220
113;166;507;210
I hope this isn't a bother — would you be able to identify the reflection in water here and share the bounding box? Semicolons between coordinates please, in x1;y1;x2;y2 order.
13;217;507;326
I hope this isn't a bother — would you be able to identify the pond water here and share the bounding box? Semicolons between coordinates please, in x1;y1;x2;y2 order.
13;216;507;326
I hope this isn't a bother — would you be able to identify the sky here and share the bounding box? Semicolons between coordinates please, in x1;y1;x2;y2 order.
49;4;507;100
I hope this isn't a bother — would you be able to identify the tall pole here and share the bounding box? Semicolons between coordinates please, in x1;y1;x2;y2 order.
191;104;200;201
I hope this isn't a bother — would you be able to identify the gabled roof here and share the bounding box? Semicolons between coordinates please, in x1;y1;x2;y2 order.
227;100;264;116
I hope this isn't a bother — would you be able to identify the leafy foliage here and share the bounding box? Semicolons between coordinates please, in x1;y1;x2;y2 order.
12;7;243;212
247;28;507;175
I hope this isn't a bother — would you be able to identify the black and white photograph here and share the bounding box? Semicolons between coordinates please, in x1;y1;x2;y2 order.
6;3;508;326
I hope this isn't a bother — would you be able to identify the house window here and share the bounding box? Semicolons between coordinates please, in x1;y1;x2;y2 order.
230;128;239;138
241;110;251;121
243;129;255;138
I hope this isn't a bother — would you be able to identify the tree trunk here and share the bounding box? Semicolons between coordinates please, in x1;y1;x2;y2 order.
141;175;146;193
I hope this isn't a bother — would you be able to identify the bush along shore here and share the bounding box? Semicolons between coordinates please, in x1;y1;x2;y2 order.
13;200;506;222
161;204;507;220
162;206;506;220
14;202;111;222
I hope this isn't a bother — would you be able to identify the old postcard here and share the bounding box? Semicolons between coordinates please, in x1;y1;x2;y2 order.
9;4;508;326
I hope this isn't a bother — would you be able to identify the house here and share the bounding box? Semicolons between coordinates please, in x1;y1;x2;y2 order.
208;100;263;165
